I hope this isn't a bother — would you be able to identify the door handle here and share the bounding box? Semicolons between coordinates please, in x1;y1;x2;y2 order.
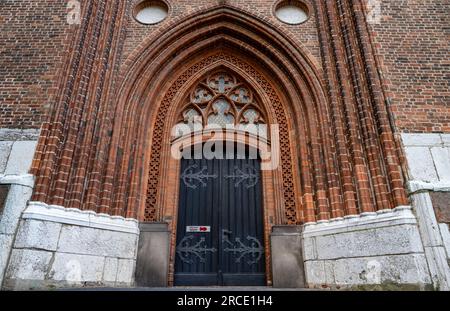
222;229;232;243
222;229;232;236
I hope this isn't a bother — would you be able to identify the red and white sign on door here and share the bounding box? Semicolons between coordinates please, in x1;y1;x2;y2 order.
186;226;211;233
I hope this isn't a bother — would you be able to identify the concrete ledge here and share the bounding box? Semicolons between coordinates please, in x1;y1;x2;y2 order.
402;133;450;148
0;129;41;141
303;206;416;237
408;180;450;194
23;202;139;235
0;174;34;188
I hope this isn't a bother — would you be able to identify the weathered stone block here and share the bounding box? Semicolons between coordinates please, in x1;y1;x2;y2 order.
439;224;450;259
4;141;37;175
304;261;326;285
57;225;138;258
0;185;9;218
306;254;431;288
117;259;135;284
431;147;450;181
405;147;438;182
310;224;423;260
0;184;33;235
0;129;40;142
0;141;13;174
103;257;119;283
0;234;14;282
442;134;450;147
302;234;316;261
6;249;53;280
411;192;443;248
49;253;105;283
333;254;431;286
402;134;442;147
423;246;450;290
14;219;62;251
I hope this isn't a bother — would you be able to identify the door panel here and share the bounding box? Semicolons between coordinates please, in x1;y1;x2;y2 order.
175;157;219;286
174;150;266;286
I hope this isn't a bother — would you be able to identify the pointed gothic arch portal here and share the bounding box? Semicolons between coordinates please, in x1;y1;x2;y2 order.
110;6;404;287
156;60;300;286
171;69;276;286
112;6;338;284
25;4;411;289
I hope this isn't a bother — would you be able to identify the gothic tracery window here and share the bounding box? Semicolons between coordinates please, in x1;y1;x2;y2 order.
174;71;267;138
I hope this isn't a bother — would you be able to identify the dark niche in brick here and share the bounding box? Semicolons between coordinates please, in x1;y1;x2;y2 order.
0;185;10;218
430;192;450;224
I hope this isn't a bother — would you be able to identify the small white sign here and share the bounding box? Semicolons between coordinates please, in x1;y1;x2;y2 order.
186;226;211;233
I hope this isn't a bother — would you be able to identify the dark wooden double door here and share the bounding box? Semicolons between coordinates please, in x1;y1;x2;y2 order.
174;152;266;286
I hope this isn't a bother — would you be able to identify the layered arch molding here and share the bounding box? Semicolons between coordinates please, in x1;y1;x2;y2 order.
111;6;332;225
31;6;409;226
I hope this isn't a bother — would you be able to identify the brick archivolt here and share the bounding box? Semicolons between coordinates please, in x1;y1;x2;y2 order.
31;4;408;225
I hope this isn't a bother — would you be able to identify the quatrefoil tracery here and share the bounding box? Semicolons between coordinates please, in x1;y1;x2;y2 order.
177;71;267;131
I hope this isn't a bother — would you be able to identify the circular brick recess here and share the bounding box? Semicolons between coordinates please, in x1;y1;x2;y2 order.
274;0;309;25
134;0;169;25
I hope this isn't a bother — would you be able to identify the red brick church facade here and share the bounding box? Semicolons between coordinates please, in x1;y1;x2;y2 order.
0;0;449;290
